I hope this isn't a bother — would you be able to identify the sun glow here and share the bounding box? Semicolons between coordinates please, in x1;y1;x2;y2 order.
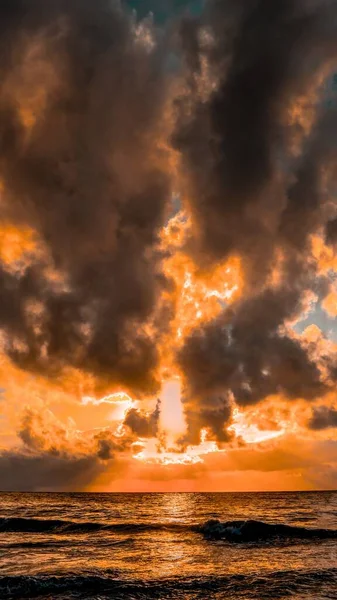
132;428;223;466
159;379;186;438
0;208;295;478
154;211;244;381
129;380;287;467
0;223;39;271
229;408;286;444
160;212;243;343
81;392;134;407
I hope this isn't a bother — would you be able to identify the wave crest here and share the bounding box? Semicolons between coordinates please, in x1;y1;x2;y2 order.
0;516;188;534
1;516;337;543
197;519;337;542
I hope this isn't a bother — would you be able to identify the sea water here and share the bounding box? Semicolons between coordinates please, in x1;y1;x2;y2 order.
0;491;337;599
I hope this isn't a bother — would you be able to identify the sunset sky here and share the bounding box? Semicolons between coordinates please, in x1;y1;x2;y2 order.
1;0;337;492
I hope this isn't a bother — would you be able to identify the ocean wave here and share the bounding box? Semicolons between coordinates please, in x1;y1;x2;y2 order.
0;516;189;534
0;537;134;551
1;516;337;543
0;568;336;599
197;518;337;542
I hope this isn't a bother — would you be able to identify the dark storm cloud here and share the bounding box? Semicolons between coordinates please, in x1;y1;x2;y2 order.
279;109;337;250
180;391;232;445
0;0;172;395
179;287;327;442
124;399;161;437
0;451;108;491
325;217;337;245
308;405;337;430
94;429;133;460
174;0;337;277
173;0;337;440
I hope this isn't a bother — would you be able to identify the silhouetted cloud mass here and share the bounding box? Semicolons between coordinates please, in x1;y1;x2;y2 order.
173;0;337;441
325;217;337;245
124;399;161;438
0;0;171;396
308;406;337;430
175;0;337;270
0;452;107;492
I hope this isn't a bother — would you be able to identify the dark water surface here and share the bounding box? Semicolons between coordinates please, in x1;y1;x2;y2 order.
0;492;337;599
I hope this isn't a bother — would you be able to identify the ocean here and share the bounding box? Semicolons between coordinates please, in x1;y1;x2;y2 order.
0;492;336;599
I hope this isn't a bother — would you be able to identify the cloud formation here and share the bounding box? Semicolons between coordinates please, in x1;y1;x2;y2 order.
173;0;337;440
308;405;337;430
124;399;161;438
0;405;131;491
0;0;172;396
1;0;337;488
0;451;108;492
175;0;337;267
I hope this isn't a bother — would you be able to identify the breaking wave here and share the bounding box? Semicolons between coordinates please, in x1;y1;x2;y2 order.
197;518;337;542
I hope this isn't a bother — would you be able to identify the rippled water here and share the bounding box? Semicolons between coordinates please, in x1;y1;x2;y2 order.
0;492;337;599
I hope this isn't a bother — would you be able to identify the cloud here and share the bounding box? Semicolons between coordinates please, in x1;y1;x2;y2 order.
0;451;110;492
325;217;337;245
175;0;337;268
172;0;337;440
308;405;337;430
16;405;132;454
178;287;328;442
1;0;337;489
0;405;132;491
124;399;161;438
0;0;172;396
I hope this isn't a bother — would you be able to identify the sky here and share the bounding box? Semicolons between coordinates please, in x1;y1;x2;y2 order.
1;0;337;492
